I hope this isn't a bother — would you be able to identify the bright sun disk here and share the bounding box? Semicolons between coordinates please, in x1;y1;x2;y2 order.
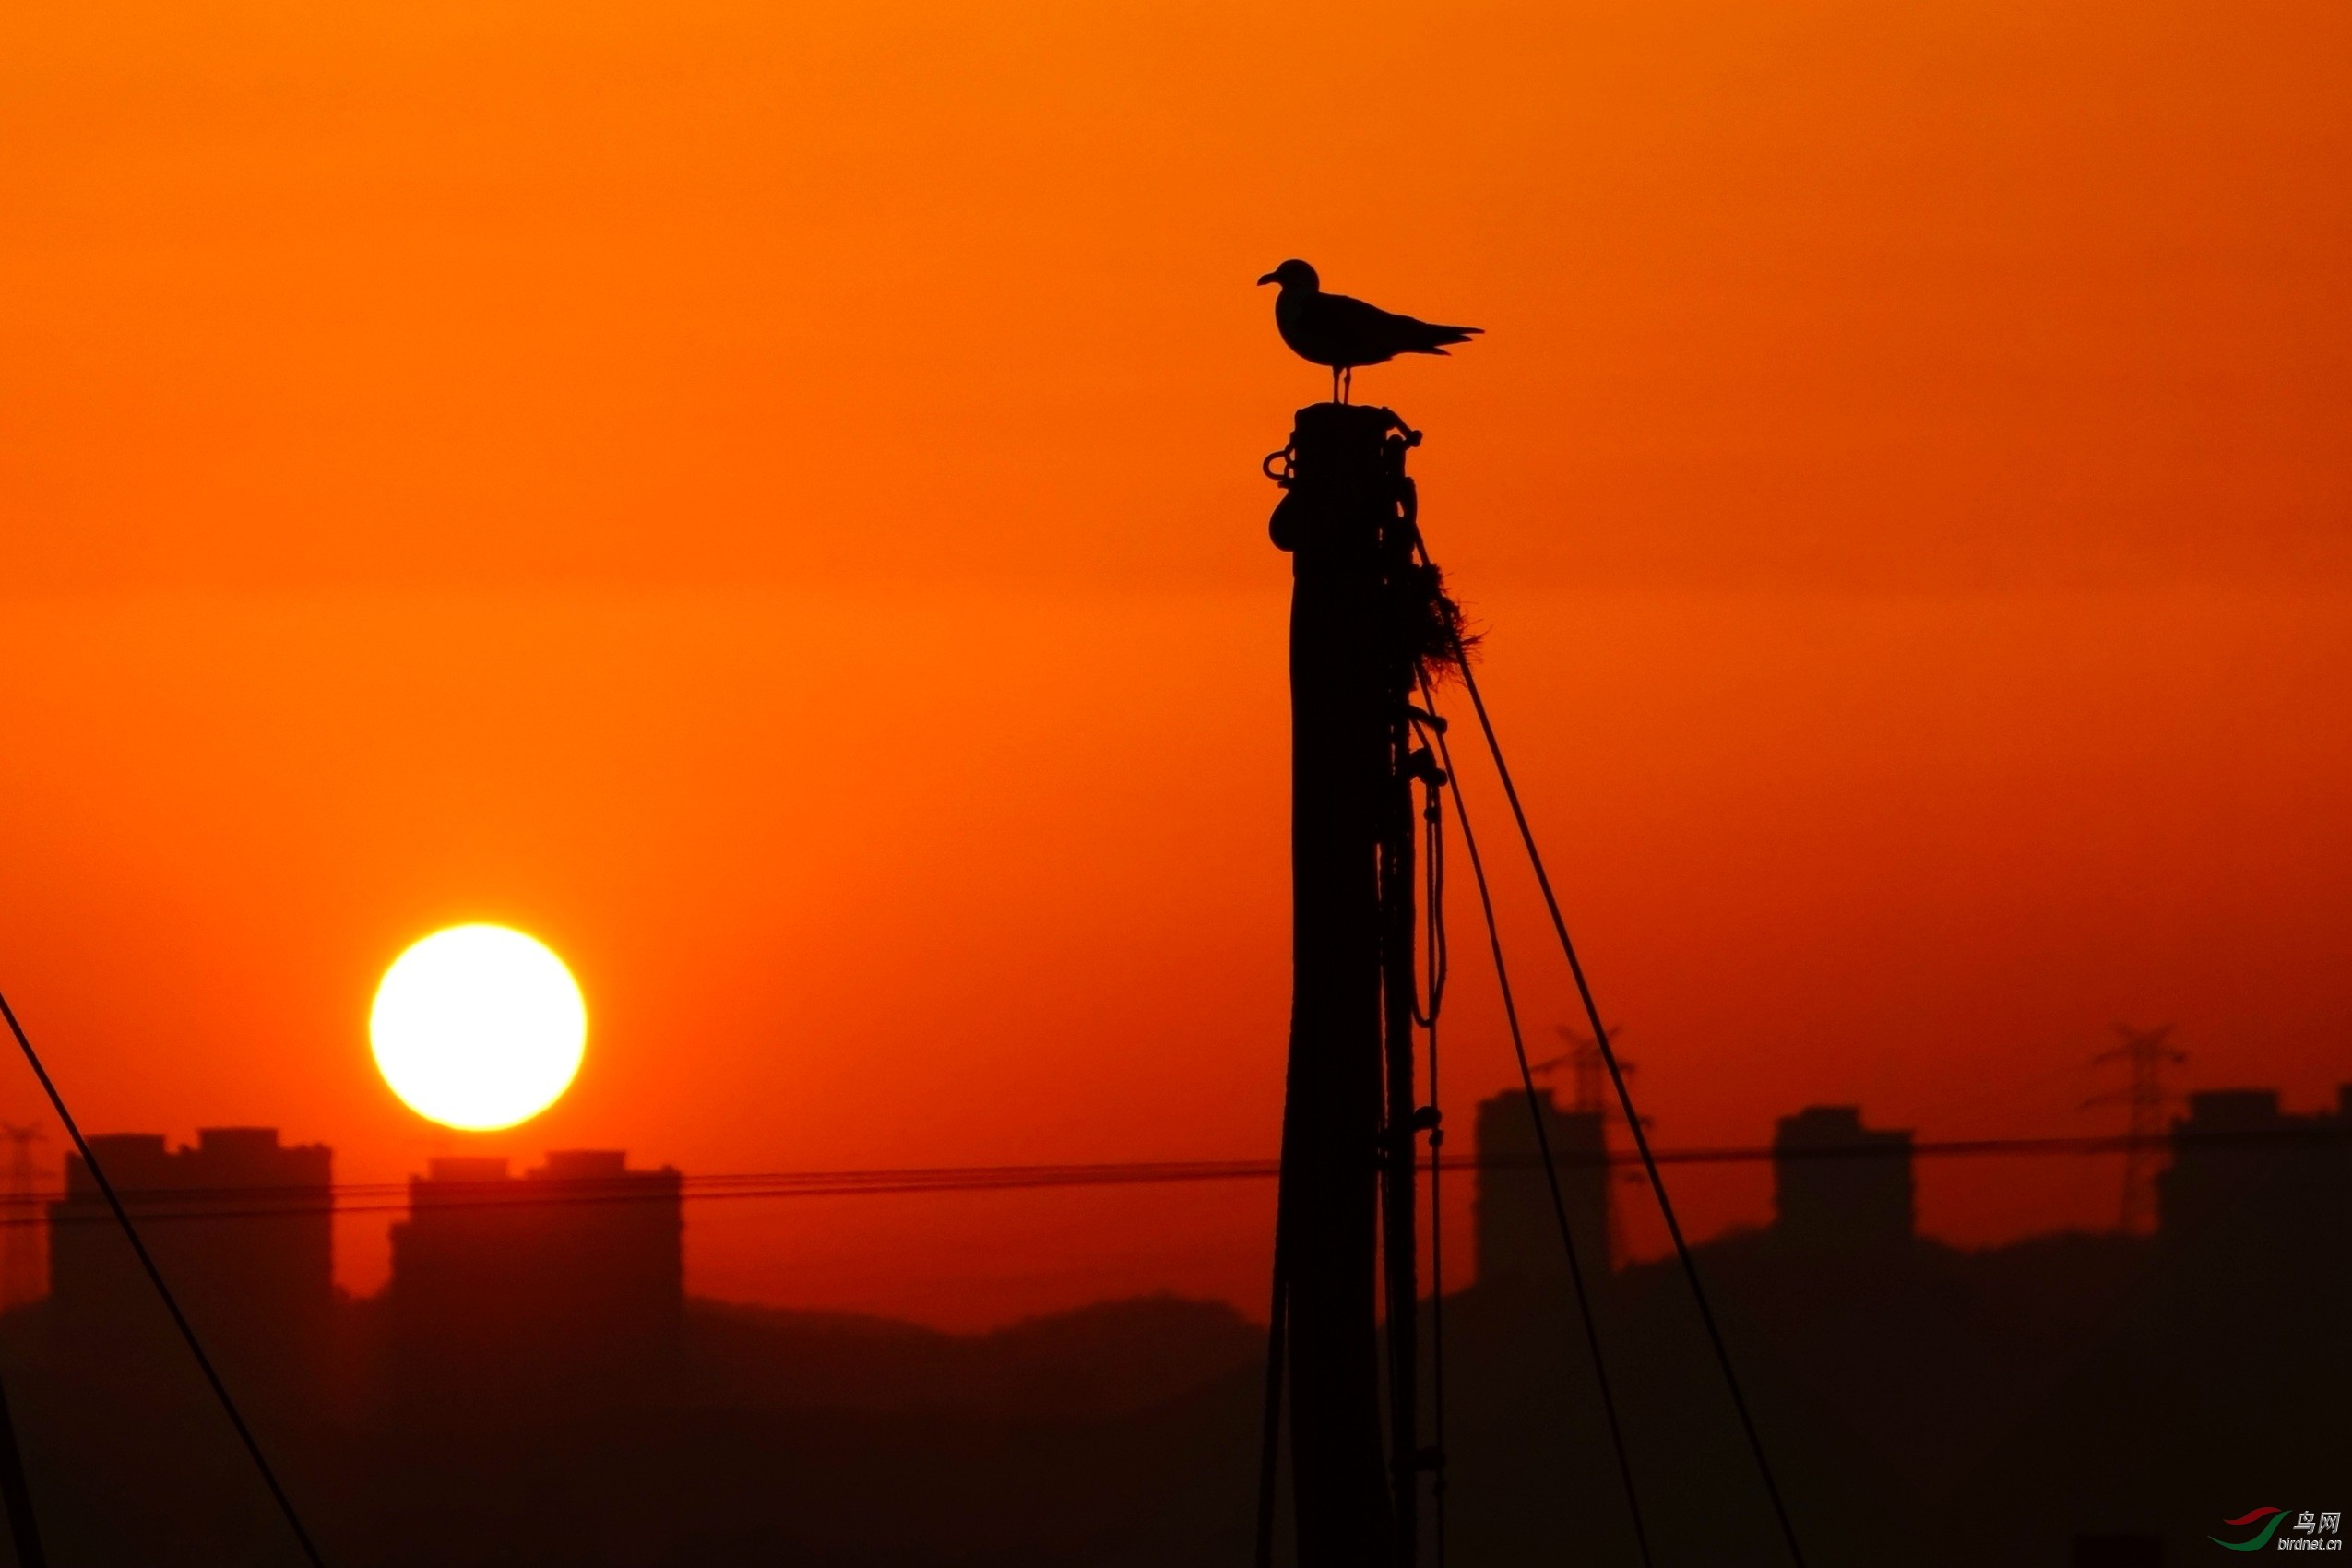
371;924;587;1131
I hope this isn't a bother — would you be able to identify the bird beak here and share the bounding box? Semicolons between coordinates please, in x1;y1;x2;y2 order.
1256;271;1279;286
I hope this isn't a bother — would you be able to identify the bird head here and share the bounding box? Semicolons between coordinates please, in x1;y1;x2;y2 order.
1256;259;1319;291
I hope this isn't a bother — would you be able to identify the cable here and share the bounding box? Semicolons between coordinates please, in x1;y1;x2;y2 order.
0;989;329;1568
1440;637;1808;1568
1426;704;1653;1565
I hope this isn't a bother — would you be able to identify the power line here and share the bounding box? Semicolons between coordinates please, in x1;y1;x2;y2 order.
0;989;330;1568
3;1124;2341;1228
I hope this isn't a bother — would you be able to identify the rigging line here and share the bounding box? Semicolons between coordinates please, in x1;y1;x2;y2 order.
0;988;329;1568
1252;1220;1288;1568
1418;761;1450;1568
1439;630;1808;1568
1426;707;1653;1567
0;1371;47;1568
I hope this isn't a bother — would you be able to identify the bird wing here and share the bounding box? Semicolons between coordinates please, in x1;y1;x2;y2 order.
1320;292;1484;362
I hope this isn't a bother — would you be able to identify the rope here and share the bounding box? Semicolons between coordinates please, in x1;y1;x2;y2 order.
1422;701;1654;1565
1438;636;1809;1568
0;989;331;1568
1412;747;1448;1032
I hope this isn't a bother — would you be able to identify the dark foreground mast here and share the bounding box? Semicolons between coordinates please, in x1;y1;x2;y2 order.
1265;402;1453;1567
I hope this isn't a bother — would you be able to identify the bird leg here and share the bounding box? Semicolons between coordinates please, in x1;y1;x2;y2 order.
1329;365;1342;404
1342;366;1353;403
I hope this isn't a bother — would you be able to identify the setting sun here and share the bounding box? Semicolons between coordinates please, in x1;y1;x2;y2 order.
369;924;587;1131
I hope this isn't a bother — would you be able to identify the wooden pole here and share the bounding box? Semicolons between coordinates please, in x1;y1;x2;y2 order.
1269;400;1425;1567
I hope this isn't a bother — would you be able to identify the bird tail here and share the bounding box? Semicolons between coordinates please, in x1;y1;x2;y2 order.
1412;323;1481;354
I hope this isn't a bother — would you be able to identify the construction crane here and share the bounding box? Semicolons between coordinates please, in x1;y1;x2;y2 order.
1534;1023;1636;1119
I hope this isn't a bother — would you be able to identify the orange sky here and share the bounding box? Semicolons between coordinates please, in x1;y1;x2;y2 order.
1;0;2346;1325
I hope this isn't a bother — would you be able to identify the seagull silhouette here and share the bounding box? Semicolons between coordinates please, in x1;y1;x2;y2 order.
1257;259;1481;403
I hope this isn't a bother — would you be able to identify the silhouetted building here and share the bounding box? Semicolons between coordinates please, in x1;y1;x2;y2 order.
1773;1105;1913;1250
2157;1086;2352;1242
388;1149;683;1413
46;1127;332;1390
1;1125;47;1309
1475;1089;1609;1287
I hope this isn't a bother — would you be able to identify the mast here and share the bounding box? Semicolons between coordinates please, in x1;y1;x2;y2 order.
1266;399;1445;1566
